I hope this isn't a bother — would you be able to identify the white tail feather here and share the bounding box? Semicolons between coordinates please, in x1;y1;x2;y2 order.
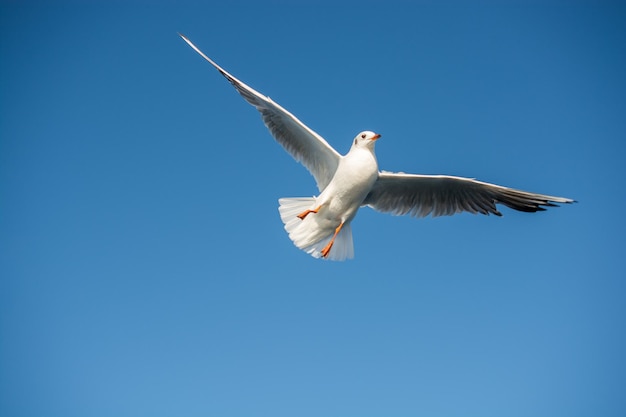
303;222;354;261
278;198;354;261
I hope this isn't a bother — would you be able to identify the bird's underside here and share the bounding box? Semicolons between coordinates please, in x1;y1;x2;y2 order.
180;34;575;261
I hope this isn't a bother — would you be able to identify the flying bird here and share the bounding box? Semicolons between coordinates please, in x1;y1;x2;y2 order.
180;34;574;261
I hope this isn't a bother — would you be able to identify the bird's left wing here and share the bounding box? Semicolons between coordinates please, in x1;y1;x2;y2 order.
180;34;341;192
364;172;574;217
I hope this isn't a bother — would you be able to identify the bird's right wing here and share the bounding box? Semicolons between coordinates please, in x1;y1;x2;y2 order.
180;34;341;192
364;172;574;217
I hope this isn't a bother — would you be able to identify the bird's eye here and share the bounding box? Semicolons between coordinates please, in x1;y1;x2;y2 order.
361;134;366;139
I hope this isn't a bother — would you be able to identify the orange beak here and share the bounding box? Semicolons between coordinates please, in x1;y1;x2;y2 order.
372;133;381;141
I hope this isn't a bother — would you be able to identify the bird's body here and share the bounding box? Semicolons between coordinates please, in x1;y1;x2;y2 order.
180;34;574;261
279;134;380;259
318;139;380;225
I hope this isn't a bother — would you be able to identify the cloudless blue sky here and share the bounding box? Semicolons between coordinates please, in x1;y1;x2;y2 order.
1;1;625;416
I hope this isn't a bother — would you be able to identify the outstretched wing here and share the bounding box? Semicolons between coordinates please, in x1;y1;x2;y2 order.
180;34;341;192
364;172;574;217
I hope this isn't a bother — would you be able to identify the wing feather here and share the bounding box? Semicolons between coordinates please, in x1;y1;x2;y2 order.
364;172;574;217
180;34;341;191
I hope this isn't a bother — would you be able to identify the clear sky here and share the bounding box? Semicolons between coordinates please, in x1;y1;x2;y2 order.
1;1;625;416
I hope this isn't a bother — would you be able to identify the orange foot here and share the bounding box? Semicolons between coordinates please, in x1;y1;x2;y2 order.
297;205;321;220
321;222;344;259
321;243;333;258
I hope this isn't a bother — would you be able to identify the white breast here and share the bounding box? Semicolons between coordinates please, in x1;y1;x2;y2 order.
319;148;379;222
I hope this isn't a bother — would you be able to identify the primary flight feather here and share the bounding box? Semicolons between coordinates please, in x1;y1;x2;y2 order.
180;34;574;261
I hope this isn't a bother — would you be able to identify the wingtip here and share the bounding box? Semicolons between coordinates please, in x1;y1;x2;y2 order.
552;197;576;206
177;33;219;69
178;32;193;46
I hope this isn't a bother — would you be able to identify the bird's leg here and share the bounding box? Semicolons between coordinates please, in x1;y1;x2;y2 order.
321;222;344;259
297;205;321;220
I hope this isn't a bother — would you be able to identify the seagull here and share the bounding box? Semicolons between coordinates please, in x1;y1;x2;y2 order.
180;34;574;261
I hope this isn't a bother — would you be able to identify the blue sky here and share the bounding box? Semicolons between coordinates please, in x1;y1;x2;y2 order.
1;1;625;416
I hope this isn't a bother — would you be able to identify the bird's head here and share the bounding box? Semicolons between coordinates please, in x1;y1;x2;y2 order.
352;131;381;150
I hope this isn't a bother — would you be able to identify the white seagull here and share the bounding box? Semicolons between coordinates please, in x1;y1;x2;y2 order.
180;34;574;261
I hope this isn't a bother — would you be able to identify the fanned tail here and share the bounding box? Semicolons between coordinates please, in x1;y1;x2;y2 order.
278;198;354;261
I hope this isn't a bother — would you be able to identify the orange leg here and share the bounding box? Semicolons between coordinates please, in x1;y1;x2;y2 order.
321;222;344;258
297;205;321;220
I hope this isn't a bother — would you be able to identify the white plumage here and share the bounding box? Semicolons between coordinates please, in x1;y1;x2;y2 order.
180;34;574;261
